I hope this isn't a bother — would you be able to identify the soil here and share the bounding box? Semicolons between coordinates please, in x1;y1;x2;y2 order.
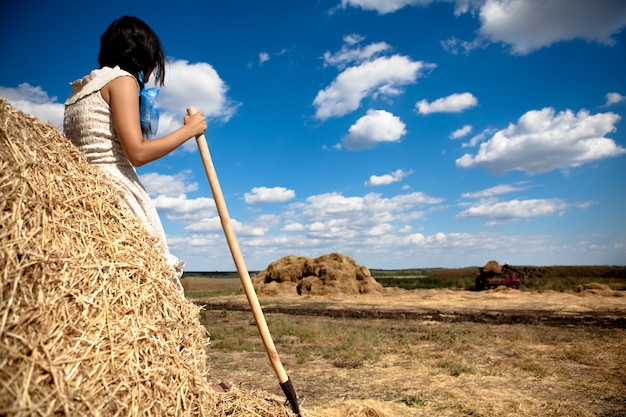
186;278;626;328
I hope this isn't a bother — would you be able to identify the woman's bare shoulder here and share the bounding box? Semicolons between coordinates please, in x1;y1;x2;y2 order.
102;75;137;105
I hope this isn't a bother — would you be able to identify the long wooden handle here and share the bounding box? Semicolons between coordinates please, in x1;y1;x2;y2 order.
187;107;288;384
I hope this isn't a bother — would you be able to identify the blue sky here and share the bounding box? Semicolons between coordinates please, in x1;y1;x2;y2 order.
2;0;626;271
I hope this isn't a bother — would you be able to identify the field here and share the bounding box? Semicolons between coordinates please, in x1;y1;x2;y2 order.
182;267;626;416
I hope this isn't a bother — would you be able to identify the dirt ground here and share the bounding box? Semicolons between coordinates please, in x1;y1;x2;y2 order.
184;277;626;326
183;278;626;416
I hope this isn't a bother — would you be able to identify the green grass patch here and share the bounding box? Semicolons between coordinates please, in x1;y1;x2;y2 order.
204;313;389;369
437;358;476;376
322;326;381;368
209;324;257;352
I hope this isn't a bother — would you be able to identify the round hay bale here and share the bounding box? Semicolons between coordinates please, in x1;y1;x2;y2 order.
253;253;382;296
0;99;298;416
483;260;502;274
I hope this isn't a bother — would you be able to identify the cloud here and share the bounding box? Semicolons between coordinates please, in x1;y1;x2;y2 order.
344;33;365;45
249;49;291;68
184;215;267;237
337;0;434;14
158;59;240;125
259;52;270;65
323;35;391;68
274;190;443;242
244;187;296;204
461;128;496;148
138;171;216;222
456;107;625;174
140;171;199;197
297;191;443;222
314;55;434;120
461;183;530;199
176;196;622;270
151;194;216;222
403;231;478;247
602;92;626;107
365;169;414;186
456;198;569;224
450;124;473;139
0;83;64;128
468;0;626;55
341;109;406;150
416;92;478;114
205;184;476;246
348;0;626;56
1;60;240;138
282;222;306;232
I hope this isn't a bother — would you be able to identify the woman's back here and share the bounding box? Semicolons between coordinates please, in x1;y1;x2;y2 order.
64;66;135;168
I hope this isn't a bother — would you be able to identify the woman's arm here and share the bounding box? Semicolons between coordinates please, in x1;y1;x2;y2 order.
104;76;207;167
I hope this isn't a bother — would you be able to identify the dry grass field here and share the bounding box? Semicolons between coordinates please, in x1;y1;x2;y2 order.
182;276;626;417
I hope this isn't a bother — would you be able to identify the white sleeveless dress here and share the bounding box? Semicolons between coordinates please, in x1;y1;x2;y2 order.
63;66;184;292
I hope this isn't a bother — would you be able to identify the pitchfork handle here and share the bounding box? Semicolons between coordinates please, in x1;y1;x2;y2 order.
187;107;290;384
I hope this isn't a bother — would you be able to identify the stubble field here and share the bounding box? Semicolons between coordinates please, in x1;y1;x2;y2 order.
183;276;626;417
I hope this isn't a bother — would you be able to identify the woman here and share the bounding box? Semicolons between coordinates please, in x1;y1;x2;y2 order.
63;16;207;292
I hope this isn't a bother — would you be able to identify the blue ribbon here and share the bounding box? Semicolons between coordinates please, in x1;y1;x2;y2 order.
138;71;159;137
139;87;159;138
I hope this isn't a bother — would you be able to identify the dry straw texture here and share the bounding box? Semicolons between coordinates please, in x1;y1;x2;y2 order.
253;253;383;296
0;99;297;416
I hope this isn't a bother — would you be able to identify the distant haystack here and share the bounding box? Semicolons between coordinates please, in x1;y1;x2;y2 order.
253;253;383;296
576;282;622;297
0;99;297;416
483;260;502;274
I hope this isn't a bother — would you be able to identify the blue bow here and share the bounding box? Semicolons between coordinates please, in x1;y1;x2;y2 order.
139;86;160;138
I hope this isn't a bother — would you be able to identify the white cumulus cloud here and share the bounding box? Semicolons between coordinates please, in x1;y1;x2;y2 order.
0;83;64;128
244;187;296;204
339;0;626;56
314;55;434;120
342;109;406;150
456;198;569;224
450;124;473;139
297;191;443;222
416;92;478;114
323;36;391;68
456;107;625;174
140;171;198;197
461;183;530;199
338;0;434;14
159;59;239;125
365;169;413;186
602;92;626;107
279;190;443;243
151;194;216;222
470;0;626;55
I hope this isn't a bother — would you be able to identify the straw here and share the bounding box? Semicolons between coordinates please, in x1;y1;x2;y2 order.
0;98;297;417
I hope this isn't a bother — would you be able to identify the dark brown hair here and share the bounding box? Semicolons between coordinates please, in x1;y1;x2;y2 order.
98;16;165;87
